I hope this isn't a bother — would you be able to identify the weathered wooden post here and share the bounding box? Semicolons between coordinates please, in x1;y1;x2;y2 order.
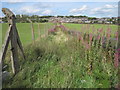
0;8;25;74
27;18;35;43
38;23;41;38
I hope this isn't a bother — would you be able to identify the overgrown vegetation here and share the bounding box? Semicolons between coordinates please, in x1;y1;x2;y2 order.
3;26;119;88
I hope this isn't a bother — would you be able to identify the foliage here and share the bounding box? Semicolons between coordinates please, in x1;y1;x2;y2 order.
2;24;119;88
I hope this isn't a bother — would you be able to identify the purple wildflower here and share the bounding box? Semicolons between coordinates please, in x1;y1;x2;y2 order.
89;33;93;42
115;31;118;40
97;35;101;40
114;52;119;68
59;25;67;31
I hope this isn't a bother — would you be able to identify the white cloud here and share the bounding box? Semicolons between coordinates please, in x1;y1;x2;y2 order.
33;3;53;9
73;14;82;16
91;4;117;15
104;4;118;9
91;7;101;12
42;10;52;15
1;2;53;15
104;4;114;8
102;9;112;12
19;6;41;14
69;5;87;13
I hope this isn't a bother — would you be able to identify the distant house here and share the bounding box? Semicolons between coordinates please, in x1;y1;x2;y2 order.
98;20;103;24
84;20;91;24
105;21;112;24
48;16;117;24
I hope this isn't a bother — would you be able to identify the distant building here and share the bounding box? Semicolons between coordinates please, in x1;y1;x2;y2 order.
84;20;91;24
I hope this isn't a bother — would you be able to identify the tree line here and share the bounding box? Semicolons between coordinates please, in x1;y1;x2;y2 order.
2;15;90;23
1;14;119;24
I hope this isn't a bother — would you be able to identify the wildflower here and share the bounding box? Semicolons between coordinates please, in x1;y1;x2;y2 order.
85;42;91;50
107;33;110;40
97;35;101;40
116;48;120;52
79;36;91;50
48;28;55;32
79;35;83;41
115;31;118;40
89;33;93;42
106;28;111;38
101;36;105;44
114;49;120;68
107;27;111;32
99;28;103;33
59;25;67;31
114;52;119;68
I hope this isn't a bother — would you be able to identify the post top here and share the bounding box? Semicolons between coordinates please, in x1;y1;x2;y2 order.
2;8;15;18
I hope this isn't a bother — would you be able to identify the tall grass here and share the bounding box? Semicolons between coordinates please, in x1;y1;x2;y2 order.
3;23;119;88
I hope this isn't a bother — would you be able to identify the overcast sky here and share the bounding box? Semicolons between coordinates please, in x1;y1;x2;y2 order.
0;1;119;17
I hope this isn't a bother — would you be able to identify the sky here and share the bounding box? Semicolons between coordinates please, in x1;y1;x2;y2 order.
0;1;119;18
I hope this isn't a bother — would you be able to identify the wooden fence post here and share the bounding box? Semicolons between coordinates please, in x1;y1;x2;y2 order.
31;23;35;43
38;23;41;38
1;8;25;74
27;18;35;43
10;25;19;74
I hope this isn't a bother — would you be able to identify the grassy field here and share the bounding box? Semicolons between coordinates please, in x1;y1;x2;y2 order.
1;23;118;46
1;23;54;47
64;23;118;37
1;23;119;88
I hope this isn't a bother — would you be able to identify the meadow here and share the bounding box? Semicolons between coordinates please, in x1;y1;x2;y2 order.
1;23;54;46
1;23;119;88
1;23;118;46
